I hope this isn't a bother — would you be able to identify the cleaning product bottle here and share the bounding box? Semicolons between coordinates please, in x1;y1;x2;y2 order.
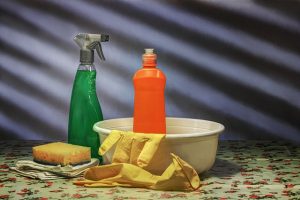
133;48;166;134
68;33;109;161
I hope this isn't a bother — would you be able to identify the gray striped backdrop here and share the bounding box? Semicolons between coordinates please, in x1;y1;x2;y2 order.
1;0;300;143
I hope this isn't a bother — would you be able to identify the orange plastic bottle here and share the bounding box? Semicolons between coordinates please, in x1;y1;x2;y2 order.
133;49;166;134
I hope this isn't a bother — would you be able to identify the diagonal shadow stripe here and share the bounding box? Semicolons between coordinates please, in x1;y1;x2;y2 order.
0;49;71;99
0;7;73;53
104;35;300;136
0;38;72;84
99;93;133;119
38;0;300;108
0;64;67;112
254;0;300;20
0;24;74;78
162;52;300;130
0;113;44;140
118;0;300;75
13;0;104;33
50;0;300;112
98;32;300;132
2;0;300;142
0;126;22;139
168;88;300;144
0;96;63;140
171;0;300;54
167;89;282;141
92;0;300;90
99;39;300;143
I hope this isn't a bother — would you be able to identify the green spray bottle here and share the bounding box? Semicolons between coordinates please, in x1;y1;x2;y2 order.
68;33;109;162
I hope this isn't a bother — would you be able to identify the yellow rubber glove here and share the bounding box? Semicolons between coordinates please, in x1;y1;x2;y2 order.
73;130;200;191
99;130;172;174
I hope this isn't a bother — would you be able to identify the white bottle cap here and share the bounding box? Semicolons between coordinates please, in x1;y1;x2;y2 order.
144;48;154;54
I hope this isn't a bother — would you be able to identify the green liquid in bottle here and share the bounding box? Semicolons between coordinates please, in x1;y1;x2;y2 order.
68;70;103;162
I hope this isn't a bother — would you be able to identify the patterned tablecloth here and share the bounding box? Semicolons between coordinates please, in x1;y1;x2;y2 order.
0;140;299;200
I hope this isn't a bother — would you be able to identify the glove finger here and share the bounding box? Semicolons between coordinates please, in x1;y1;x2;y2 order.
76;162;159;189
152;153;200;191
136;134;165;168
85;181;132;188
130;137;148;164
83;163;123;180
99;130;122;156
170;153;200;190
73;179;95;186
112;132;134;163
142;139;173;175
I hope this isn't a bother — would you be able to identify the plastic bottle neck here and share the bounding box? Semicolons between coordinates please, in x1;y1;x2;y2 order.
78;64;96;71
142;50;157;68
80;50;94;64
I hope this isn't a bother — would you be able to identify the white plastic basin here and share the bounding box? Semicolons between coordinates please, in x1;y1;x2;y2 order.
93;117;225;174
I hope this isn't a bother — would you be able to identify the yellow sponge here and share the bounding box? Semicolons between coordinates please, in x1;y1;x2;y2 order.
32;142;91;166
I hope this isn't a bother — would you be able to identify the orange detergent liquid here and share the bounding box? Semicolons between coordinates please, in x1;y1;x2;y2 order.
133;49;166;134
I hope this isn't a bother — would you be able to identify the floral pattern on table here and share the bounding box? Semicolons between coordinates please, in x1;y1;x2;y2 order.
0;140;299;199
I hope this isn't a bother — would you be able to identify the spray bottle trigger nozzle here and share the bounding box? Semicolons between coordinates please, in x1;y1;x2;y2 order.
88;41;105;61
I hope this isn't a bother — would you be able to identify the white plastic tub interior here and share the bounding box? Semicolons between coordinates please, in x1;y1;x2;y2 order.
93;117;225;174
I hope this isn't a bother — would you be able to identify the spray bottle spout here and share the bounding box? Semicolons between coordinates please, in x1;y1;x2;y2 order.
74;33;109;64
